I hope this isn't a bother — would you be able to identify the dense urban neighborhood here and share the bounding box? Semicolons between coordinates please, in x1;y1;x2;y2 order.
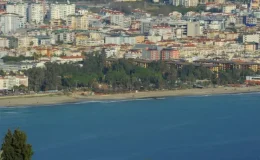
0;0;260;93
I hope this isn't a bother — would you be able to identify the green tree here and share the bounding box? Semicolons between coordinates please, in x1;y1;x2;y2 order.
1;129;33;160
29;41;34;47
0;70;5;76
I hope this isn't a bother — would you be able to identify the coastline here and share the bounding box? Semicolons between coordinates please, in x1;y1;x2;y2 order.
0;86;260;107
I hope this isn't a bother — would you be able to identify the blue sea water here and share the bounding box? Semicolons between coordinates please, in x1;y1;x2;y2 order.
1;93;260;160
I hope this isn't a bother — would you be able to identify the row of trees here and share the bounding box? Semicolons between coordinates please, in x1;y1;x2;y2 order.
1;129;33;160
24;53;255;92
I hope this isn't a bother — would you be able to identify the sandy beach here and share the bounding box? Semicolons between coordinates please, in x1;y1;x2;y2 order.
0;86;260;107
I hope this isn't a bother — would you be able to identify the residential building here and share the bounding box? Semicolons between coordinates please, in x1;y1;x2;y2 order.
140;20;152;34
0;75;28;90
243;16;257;26
0;37;18;48
50;2;75;20
251;0;259;9
246;75;260;85
105;36;136;45
75;34;104;46
66;14;89;30
124;49;142;59
6;3;27;26
187;22;200;37
161;48;180;60
28;3;44;24
0;13;23;34
135;35;145;43
184;0;199;7
244;43;258;52
18;36;38;48
222;4;236;13
168;20;188;38
243;34;260;43
149;25;172;36
110;11;124;27
142;48;160;60
171;0;183;6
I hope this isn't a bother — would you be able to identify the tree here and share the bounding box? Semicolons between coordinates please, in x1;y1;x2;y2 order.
0;70;5;76
29;41;34;47
1;129;33;160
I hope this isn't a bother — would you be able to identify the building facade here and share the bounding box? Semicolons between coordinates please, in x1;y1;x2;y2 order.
50;2;75;20
161;48;180;60
6;3;27;26
0;75;28;90
0;13;23;34
28;3;44;24
66;14;89;30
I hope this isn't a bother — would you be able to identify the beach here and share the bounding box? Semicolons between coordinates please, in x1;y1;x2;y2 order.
0;86;260;107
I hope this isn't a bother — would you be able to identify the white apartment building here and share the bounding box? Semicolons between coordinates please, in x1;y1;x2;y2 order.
0;75;28;90
50;2;76;20
6;3;28;26
28;3;44;24
243;34;260;43
0;13;23;34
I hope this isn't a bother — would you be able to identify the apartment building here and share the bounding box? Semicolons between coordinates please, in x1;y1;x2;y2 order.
50;2;75;20
18;36;38;48
0;13;23;34
105;36;136;45
243;34;260;43
142;48;160;60
161;48;180;60
187;22;200;37
66;14;89;30
222;4;236;13
149;25;172;36
6;3;28;26
184;0;199;7
0;37;18;48
0;75;28;90
110;11;124;26
28;3;44;24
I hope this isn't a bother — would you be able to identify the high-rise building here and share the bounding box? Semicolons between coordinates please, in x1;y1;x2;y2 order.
6;3;28;26
50;2;75;20
0;13;23;34
28;3;44;24
187;22;200;37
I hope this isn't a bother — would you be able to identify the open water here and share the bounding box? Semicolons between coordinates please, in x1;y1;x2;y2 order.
1;93;260;160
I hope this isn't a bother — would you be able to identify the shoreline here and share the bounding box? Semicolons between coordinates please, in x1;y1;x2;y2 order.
0;86;260;107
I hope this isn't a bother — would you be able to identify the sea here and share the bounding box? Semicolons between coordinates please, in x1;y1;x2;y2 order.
1;93;260;160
